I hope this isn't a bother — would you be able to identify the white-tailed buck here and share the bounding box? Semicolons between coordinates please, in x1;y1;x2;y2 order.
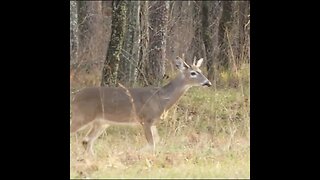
70;57;212;155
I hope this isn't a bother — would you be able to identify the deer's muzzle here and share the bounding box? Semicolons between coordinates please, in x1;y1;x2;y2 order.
202;81;212;87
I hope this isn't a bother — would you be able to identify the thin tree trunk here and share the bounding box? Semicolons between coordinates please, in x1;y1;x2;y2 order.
70;1;79;66
131;2;141;86
137;1;149;86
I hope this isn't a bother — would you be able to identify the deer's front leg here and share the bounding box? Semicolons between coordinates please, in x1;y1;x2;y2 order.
142;119;164;153
151;125;160;144
142;122;155;150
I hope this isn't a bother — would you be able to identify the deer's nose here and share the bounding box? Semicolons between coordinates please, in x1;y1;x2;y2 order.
202;81;212;87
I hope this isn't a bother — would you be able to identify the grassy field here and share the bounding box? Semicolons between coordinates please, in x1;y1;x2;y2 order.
70;78;250;179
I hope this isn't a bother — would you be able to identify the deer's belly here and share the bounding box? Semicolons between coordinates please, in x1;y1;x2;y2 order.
96;116;141;126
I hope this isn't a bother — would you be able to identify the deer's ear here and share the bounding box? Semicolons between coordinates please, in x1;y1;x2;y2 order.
175;56;190;71
192;56;197;66
195;58;204;68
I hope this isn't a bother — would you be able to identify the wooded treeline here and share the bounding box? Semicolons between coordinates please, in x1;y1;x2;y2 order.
70;1;250;88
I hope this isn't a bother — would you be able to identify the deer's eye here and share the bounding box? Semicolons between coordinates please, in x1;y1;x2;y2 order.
190;71;197;76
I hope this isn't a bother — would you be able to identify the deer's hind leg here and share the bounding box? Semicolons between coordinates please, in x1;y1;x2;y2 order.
82;120;109;156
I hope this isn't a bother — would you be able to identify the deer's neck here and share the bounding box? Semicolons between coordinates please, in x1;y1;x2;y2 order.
159;73;190;111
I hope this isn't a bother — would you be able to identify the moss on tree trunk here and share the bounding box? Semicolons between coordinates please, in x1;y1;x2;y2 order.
146;1;169;86
101;1;127;86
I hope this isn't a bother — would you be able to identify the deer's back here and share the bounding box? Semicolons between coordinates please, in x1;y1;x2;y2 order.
72;87;165;123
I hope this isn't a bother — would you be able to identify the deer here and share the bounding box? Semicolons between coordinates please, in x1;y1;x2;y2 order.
70;56;212;155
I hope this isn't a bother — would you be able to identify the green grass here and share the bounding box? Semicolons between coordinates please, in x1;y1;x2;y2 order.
87;150;249;178
70;82;250;178
71;133;249;178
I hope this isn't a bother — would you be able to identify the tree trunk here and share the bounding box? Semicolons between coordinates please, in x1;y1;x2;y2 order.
77;1;101;54
202;1;215;80
117;2;130;86
131;2;141;86
137;1;149;86
218;1;233;69
118;1;140;87
70;1;79;66
246;3;250;63
239;1;250;64
146;1;169;86
101;1;127;86
187;1;204;65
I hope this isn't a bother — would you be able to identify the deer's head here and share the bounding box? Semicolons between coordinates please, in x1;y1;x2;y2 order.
174;56;212;87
